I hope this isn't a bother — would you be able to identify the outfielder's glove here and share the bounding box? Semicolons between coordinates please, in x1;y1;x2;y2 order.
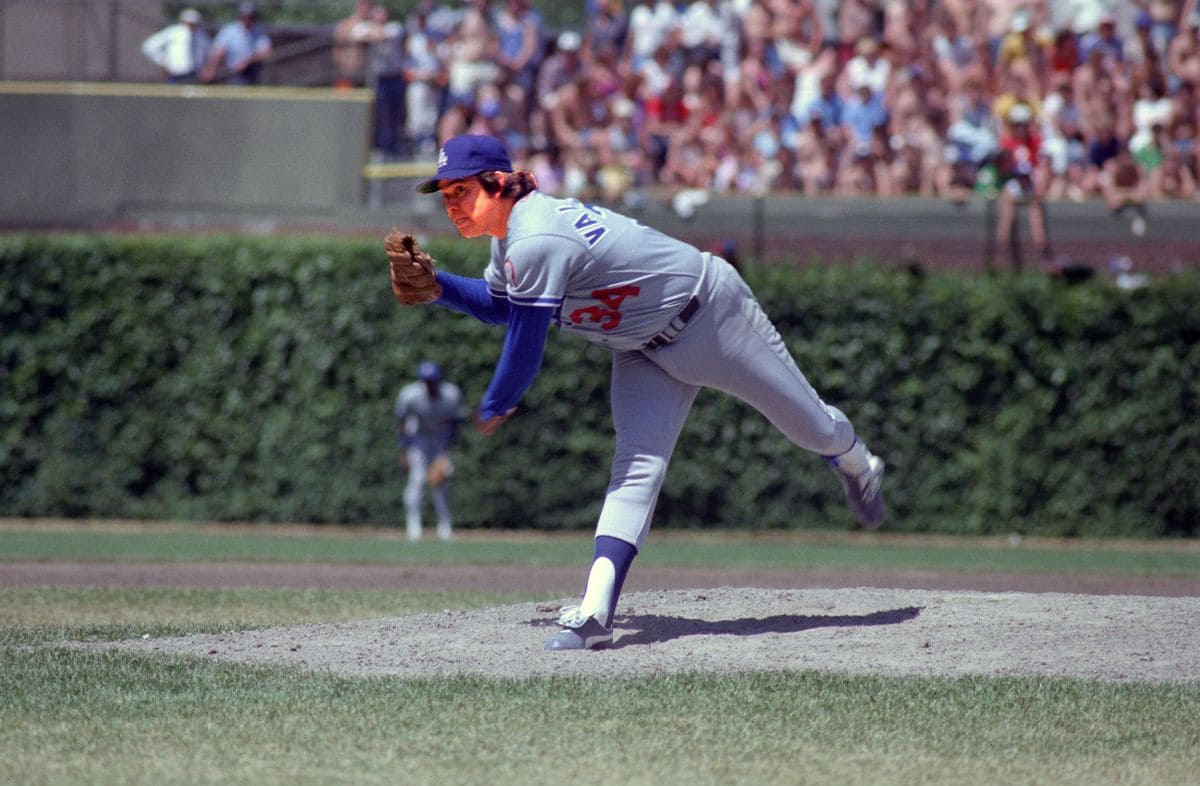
426;455;454;487
386;230;442;305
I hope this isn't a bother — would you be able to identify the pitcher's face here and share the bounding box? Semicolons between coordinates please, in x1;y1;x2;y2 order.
438;176;511;238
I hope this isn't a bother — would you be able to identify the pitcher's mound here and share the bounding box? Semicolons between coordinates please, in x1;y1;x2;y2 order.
97;587;1199;682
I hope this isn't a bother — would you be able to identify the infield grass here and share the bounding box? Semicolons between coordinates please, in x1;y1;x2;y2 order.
0;586;542;647
3;519;1198;577
2;641;1197;786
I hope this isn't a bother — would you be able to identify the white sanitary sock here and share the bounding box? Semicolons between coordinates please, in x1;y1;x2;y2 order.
830;439;872;477
578;557;617;628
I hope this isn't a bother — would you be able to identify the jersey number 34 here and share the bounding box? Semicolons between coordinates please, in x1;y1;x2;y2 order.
569;286;640;330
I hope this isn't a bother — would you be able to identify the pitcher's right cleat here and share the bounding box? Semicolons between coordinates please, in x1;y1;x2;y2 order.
544;606;613;651
828;450;886;529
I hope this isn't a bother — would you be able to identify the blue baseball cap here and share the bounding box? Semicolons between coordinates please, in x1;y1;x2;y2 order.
417;361;442;382
416;135;513;194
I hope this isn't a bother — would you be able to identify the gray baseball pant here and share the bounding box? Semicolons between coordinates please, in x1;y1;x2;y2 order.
595;259;856;550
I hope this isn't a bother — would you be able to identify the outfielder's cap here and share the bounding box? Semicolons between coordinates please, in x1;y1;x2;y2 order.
416;134;513;194
417;361;442;382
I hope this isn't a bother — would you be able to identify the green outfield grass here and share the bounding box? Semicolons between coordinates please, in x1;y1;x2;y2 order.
2;644;1197;786
2;521;1198;785
3;520;1198;577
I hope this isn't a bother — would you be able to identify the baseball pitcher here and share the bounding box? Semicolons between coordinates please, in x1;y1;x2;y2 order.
387;134;885;650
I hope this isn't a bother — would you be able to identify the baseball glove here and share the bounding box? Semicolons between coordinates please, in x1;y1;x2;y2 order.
426;455;454;487
386;230;442;305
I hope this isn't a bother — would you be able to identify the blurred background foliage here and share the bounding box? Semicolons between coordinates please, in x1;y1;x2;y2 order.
2;233;1197;537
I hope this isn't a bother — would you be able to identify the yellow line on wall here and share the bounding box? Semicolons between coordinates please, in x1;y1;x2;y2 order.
0;81;372;103
362;161;437;180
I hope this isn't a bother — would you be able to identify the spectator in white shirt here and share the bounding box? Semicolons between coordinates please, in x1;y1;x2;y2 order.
624;0;679;73
842;37;891;97
678;0;725;64
141;8;211;83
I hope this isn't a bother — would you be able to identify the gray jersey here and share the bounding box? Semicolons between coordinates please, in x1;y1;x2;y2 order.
394;381;463;452
483;192;711;351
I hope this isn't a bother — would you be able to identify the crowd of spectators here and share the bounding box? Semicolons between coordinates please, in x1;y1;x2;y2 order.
183;1;1200;211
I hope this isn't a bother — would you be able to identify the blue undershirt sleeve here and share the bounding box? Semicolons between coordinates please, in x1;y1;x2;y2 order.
434;271;510;324
478;304;554;420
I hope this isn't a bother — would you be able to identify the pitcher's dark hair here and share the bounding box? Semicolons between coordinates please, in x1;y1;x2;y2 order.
478;170;538;199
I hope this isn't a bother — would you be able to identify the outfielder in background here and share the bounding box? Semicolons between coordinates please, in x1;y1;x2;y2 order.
387;134;886;650
394;360;464;541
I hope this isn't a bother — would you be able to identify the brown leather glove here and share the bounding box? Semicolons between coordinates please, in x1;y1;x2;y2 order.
426;455;454;487
386;230;442;305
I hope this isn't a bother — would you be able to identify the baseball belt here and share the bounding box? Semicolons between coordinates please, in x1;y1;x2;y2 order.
644;295;700;350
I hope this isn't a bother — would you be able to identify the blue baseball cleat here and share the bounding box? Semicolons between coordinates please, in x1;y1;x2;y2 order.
828;449;886;529
544;606;613;651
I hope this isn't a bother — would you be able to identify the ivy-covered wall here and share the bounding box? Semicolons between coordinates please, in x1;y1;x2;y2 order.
3;234;1197;536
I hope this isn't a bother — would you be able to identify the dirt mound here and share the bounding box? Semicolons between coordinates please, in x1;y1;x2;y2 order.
94;587;1200;683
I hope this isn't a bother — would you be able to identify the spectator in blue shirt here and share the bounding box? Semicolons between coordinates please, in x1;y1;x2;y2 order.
1086;122;1122;171
842;83;888;156
803;71;846;129
496;0;544;118
1079;14;1123;65
202;2;272;85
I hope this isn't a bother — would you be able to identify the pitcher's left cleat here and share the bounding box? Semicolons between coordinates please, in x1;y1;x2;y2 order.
828;449;886;529
544;606;613;651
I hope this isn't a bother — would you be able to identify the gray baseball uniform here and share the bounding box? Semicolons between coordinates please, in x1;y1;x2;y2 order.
483;192;856;549
394;379;464;540
416;133;882;650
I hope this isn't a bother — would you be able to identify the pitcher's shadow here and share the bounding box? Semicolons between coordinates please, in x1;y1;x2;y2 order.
530;606;922;649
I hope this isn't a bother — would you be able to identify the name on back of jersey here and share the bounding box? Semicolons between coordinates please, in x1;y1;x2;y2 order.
556;200;608;247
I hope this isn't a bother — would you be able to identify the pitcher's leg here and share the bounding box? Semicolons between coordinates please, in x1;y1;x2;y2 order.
712;307;856;456
544;535;638;651
654;272;855;456
595;351;699;550
713;286;886;527
710;297;885;527
652;266;885;527
546;352;698;651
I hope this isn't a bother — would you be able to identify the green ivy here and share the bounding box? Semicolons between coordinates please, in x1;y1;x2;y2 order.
2;234;1197;537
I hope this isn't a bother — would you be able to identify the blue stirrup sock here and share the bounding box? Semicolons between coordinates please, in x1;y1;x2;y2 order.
578;535;637;628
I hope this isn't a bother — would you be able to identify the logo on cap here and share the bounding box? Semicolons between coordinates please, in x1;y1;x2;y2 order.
416;134;513;194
